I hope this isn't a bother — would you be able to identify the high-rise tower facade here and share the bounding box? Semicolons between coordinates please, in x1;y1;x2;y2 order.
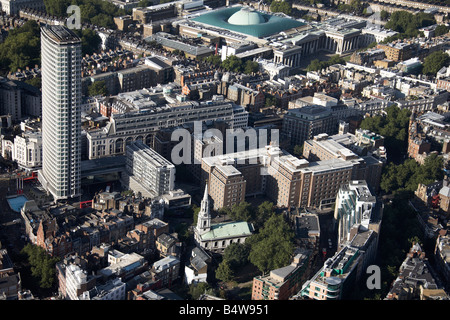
38;25;82;200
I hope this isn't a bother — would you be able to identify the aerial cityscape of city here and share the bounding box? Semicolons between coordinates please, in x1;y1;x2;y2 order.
0;0;450;309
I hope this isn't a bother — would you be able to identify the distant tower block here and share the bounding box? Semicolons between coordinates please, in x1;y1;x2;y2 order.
339;121;349;135
443;139;450;154
38;25;82;200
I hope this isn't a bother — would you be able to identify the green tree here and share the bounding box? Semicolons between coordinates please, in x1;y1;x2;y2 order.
349;0;364;14
230;201;253;222
385;11;435;39
253;201;275;229
365;41;377;50
293;144;303;157
80;29;102;56
73;28;102;56
43;0;71;16
88;80;108;96
306;59;325;72
188;282;213;299
434;24;449;37
270;1;292;15
44;0;127;29
204;54;221;67
0;20;41;74
174;221;192;244
221;55;243;73
223;243;250;269
21;244;60;289
337;4;352;12
216;260;234;282
360;104;411;162
306;55;344;72
243;60;259;75
265;95;277;108
379;153;444;194
422;51;450;76
218;206;232;219
80;3;98;23
380;10;389;21
91;13;116;29
247;214;294;274
328;54;345;65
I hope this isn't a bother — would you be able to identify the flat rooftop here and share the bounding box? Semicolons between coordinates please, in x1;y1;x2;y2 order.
309;137;357;159
295;214;320;239
349;229;374;250
81;156;126;178
303;158;356;174
202;146;284;168
287;105;332;120
41;25;80;44
127;141;174;168
215;165;242;177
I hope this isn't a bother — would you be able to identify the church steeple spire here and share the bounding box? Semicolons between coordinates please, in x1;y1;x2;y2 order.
197;183;211;234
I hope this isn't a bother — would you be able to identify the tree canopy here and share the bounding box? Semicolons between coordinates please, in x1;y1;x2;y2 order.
306;55;345;72
244;60;260;75
88;80;108;96
188;282;214;299
229;201;254;222
384;11;435;40
223;200;276;230
247;214;295;274
293;144;303;157
223;242;250;270
74;28;102;56
220;55;260;75
43;0;128;29
380;153;444;194
0;18;103;76
422;51;450;76
21;244;60;289
203;54;221;67
380;10;389;21
337;0;366;15
0;20;40;75
191;204;200;225
434;24;449;37
221;55;243;73
270;1;292;15
265;95;278;108
253;201;276;229
215;260;234;282
359;105;411;162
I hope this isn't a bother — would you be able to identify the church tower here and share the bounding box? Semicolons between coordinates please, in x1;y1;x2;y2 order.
196;183;211;235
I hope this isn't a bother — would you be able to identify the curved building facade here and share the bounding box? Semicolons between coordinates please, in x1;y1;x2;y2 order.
38;25;82;200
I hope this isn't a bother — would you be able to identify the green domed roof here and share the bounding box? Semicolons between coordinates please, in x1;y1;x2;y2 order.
227;7;267;25
192;6;305;38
